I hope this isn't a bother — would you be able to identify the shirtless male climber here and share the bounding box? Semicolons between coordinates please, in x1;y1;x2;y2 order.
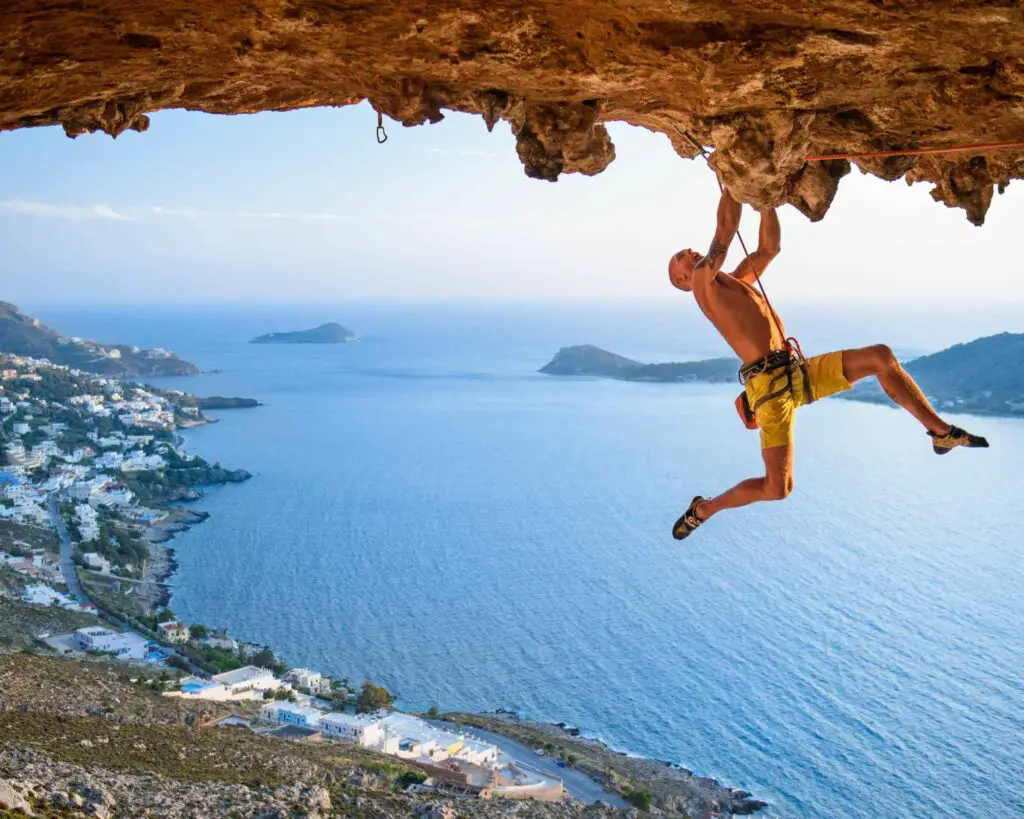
668;188;989;541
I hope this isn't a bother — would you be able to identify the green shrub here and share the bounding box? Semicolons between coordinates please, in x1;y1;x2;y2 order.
623;787;652;811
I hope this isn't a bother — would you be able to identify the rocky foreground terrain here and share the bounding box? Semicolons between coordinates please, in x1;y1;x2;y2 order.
0;655;626;819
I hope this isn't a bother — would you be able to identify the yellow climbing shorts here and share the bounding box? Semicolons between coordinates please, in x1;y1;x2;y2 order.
743;351;852;450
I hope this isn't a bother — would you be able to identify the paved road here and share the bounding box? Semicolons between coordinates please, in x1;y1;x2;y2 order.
428;719;628;807
46;492;205;675
48;492;86;603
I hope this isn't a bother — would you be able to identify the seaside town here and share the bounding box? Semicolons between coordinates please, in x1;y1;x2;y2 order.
0;346;766;817
0;350;572;806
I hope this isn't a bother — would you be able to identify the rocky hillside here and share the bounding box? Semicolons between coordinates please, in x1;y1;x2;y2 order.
540;345;738;383
0;655;625;819
2;3;1024;224
847;332;1024;417
0;303;198;378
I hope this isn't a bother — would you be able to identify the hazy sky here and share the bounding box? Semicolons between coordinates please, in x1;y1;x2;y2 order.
3;102;1024;303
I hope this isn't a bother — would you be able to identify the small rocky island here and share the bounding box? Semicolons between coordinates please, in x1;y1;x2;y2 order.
196;396;261;410
540;345;739;383
250;322;356;344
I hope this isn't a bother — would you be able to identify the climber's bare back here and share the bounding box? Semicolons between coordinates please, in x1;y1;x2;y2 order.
693;272;787;366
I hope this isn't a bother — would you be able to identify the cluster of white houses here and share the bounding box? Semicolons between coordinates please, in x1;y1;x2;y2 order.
0;355;192;540
258;704;499;766
254;703;566;799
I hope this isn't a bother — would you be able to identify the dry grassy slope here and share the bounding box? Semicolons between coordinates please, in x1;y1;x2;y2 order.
0;655;623;818
1;2;1023;224
0;597;107;652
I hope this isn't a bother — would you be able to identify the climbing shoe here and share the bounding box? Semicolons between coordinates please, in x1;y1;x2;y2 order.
672;496;708;541
929;425;989;455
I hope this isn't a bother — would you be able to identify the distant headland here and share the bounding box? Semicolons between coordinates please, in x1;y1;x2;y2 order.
539;345;739;383
541;333;1024;418
0;301;199;377
249;322;356;344
845;331;1024;417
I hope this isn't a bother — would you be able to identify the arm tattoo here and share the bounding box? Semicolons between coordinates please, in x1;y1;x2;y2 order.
697;237;729;271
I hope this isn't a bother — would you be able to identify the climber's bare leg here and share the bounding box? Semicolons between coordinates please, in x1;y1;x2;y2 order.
840;345;949;435
697;444;792;521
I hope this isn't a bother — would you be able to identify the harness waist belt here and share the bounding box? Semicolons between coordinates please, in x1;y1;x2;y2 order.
739;349;794;383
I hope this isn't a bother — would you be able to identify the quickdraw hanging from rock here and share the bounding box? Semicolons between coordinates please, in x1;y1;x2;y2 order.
375;109;388;144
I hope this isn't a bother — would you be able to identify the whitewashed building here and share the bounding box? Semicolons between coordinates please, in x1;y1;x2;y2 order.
211;666;281;695
74;627;149;660
286;668;331;695
82;552;111;574
157;621;190;644
260;701;324;729
319;712;385;747
121;452;167;472
76;504;100;542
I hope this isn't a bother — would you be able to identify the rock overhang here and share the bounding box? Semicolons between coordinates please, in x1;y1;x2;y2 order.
2;1;1023;224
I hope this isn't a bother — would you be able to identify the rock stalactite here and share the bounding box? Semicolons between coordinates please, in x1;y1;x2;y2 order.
2;1;1023;223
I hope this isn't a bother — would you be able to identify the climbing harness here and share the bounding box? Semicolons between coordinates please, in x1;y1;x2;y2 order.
675;129;813;431
375;108;388;144
804;138;1024;162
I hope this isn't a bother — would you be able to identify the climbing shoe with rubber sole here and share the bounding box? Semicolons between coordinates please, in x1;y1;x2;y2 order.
672;496;708;541
929;425;989;455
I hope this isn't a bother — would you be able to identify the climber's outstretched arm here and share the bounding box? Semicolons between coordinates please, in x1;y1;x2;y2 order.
732;207;781;284
694;188;742;281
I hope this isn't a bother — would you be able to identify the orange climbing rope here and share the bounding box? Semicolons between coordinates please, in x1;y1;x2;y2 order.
805;139;1024;162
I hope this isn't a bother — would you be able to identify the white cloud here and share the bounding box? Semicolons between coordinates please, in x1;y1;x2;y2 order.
151;205;222;219
151;205;353;222
0;200;132;221
237;210;350;221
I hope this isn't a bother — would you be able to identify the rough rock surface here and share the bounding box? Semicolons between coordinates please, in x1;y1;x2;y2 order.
2;2;1024;223
1;655;633;817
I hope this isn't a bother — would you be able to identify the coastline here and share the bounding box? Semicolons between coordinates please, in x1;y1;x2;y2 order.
141;508;210;610
148;471;771;814
145;421;772;816
445;712;768;815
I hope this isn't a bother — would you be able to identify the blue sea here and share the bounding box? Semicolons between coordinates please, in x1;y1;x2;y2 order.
32;299;1024;819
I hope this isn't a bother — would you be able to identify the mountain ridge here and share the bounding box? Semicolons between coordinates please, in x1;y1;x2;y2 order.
0;302;198;377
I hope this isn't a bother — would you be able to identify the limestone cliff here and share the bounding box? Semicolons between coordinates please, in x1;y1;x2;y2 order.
2;2;1023;223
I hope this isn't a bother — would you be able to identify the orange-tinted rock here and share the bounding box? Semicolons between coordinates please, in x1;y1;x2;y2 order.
2;1;1023;223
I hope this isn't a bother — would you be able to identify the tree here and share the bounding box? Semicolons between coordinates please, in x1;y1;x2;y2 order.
356;681;395;714
167;654;190;673
189;623;208;640
250;648;277;668
623;786;652;811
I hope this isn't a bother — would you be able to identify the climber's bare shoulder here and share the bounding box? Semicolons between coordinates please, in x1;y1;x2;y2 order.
695;274;781;364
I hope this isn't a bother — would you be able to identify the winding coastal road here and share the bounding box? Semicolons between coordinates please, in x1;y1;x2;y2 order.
48;491;85;603
46;492;207;675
